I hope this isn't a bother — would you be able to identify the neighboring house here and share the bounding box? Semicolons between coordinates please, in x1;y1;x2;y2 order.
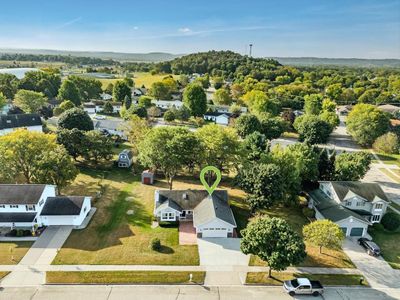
203;112;231;125
83;103;97;115
309;181;390;237
117;149;133;168
151;100;184;110
94;118;127;139
154;190;237;238
1;100;13;115
337;105;352;116
171;92;182;101
111;102;123;114
0;184;91;228
100;93;113;101
133;87;147;97
0;113;43;136
208;105;247;114
47;99;61;109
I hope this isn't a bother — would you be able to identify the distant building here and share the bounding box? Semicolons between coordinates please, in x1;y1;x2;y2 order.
0;114;43;136
117;149;133;168
142;170;154;185
151;100;184;110
94;119;126;139
100;93;113;101
83;103;97;115
203;112;232;125
378;104;400;115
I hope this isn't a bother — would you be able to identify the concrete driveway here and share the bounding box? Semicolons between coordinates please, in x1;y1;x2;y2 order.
197;238;249;266
342;239;400;289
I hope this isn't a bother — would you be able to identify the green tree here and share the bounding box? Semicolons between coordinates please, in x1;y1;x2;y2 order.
183;83;207;117
213;76;224;89
0;129;77;187
326;83;343;101
0;73;19;99
259;114;287;140
0;92;6;110
242;131;268;161
104;83;114;94
334;152;372;181
13;90;47;113
56;128;86;160
19;70;61;98
138;96;152;108
196;124;240;171
149;81;170;99
123;77;134;88
58;79;81;105
195;75;210;88
121;115;150;153
304;94;323;115
213;88;232;105
124;95;132;109
303;220;345;254
237;162;286;211
242;90;278;115
138;127;200;189
59;100;75;111
373;132;399;154
58;107;94;131
81;131;113;164
293;114;332;144
320;110;340;130
113;80;132;102
102;101;114;114
234;114;262;138
241;216;306;278
68;76;102;101
176;105;191;122
163;109;176;122
346;104;390;146
286;143;320;183
322;98;337;112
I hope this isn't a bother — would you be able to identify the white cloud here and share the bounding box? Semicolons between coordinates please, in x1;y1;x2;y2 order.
56;17;82;29
178;27;191;33
133;26;139;30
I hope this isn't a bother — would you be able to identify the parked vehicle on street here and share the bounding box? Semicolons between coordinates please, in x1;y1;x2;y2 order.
94;114;106;120
358;238;381;256
283;278;324;297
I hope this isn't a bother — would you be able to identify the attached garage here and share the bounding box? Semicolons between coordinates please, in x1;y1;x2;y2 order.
350;227;364;236
336;217;369;237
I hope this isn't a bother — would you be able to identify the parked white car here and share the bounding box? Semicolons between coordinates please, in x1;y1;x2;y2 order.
93;114;106;120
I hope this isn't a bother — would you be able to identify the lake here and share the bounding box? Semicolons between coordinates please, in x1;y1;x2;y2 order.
0;67;39;79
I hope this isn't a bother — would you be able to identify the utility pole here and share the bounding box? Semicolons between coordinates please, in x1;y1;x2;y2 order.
249;44;253;57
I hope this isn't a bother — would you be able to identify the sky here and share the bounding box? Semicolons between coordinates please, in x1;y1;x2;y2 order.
0;0;399;58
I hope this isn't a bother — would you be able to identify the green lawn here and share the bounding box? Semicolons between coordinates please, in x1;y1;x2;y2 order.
369;225;400;269
53;168;199;265
98;72;179;90
231;201;354;269
46;271;205;284
246;272;368;286
0;242;33;264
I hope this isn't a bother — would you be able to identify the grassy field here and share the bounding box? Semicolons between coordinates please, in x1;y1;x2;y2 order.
98;72;179;90
0;242;33;264
233;203;355;269
53;169;200;265
369;225;400;269
246;272;368;286
376;153;400;167
46;271;205;284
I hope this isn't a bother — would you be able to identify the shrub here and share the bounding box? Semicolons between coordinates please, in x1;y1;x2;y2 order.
302;207;315;219
381;212;400;231
149;237;161;251
163;110;176;122
373;132;399;154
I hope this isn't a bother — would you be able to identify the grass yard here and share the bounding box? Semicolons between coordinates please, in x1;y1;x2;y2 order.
53;169;200;265
379;168;400;184
0;242;33;264
369;225;400;269
98;72;179;90
231;201;355;269
46;271;205;285
246;272;368;286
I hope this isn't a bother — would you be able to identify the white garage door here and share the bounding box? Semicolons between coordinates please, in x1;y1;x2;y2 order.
202;227;228;238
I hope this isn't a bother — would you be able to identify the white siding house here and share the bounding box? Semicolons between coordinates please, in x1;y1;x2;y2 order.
0;114;43;136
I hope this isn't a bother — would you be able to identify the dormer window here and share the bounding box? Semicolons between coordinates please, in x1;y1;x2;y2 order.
356;201;365;207
375;203;383;210
182;193;188;200
345;200;351;206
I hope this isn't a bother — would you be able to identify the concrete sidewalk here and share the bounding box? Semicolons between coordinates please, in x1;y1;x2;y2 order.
1;226;72;287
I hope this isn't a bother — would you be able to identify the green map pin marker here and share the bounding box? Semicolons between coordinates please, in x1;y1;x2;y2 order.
200;166;221;195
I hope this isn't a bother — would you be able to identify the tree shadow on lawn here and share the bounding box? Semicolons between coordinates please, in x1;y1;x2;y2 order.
157;245;175;254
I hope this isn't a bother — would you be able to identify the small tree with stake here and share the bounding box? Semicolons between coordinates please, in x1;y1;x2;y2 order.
303;219;345;254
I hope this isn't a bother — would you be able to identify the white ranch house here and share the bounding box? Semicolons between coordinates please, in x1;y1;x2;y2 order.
203;112;232;125
0;184;92;229
309;181;390;237
154;190;237;238
0;114;43;136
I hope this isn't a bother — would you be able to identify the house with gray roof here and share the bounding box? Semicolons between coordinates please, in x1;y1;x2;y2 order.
0;184;91;229
309;181;390;237
154;190;237;238
0;113;43;136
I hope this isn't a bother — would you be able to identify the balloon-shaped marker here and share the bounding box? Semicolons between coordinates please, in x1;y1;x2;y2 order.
200;166;221;195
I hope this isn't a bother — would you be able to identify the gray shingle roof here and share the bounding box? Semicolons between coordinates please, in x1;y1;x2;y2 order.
310;189;370;224
0;213;36;223
157;190;216;211
328;181;389;202
0;113;42;130
193;194;237;227
0;184;47;205
40;196;86;216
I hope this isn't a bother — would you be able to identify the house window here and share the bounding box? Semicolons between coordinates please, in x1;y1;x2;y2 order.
375;203;383;210
356;201;365;207
0;205;5;208
161;212;175;221
345;201;351;206
39;199;44;206
25;205;35;211
372;215;381;222
10;205;19;208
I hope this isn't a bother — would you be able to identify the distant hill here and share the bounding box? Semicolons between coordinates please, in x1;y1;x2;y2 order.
271;57;400;68
0;48;182;62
